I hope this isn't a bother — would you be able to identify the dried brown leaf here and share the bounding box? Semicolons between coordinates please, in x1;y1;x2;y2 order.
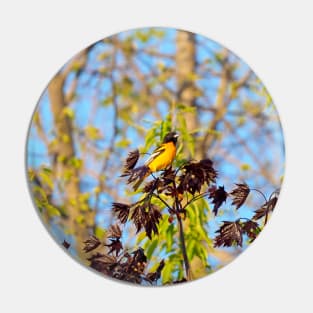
230;183;250;210
107;224;122;239
121;149;140;176
83;235;101;253
112;202;130;224
105;238;123;256
241;220;260;241
208;185;228;215
214;220;243;247
252;196;278;222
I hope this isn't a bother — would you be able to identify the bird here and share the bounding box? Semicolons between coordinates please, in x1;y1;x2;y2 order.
129;131;179;191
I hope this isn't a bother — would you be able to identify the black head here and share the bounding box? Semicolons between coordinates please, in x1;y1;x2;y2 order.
162;132;179;145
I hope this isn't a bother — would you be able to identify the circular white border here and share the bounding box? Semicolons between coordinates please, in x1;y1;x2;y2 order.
1;1;312;312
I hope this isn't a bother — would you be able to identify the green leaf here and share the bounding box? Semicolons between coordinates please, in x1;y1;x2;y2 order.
144;127;158;151
195;244;208;264
197;197;210;214
102;96;113;106
32;185;48;201
187;72;200;82
196;224;212;246
137;30;150;43
150;29;165;38
176;266;184;281
188;202;212;247
69;157;83;169
38;170;53;190
177;103;196;114
166;223;175;253
42;167;52;174
46;204;61;217
136;231;147;245
97;52;111;61
94;226;106;239
63;107;75;119
241;163;251;171
177;113;195;157
187;203;196;224
162;261;174;283
160;114;172;140
187;239;196;260
146;238;158;259
116;138;131;148
75;215;85;224
85;126;102;140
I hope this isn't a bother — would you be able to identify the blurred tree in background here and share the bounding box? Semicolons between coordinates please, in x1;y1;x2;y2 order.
27;28;284;284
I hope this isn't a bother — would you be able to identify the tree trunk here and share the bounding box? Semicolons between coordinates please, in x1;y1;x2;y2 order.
176;30;200;159
200;49;229;158
48;73;87;260
176;30;207;279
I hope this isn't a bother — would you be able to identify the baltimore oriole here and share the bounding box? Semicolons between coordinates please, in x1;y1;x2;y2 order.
129;131;179;190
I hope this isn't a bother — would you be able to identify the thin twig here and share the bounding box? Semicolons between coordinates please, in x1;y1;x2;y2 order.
264;212;269;226
152;193;172;213
250;188;267;203
176;211;191;281
172;179;192;280
182;191;209;211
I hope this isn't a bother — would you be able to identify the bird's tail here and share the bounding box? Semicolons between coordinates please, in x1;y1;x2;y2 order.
128;165;151;191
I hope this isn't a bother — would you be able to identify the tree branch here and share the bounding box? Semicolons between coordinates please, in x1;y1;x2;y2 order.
176;211;192;281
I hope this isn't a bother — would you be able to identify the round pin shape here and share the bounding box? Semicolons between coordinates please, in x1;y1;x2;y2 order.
26;27;285;286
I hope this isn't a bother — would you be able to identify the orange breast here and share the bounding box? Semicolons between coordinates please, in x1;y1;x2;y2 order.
148;142;176;172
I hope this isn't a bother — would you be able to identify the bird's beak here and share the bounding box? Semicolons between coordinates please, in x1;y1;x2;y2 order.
174;133;179;138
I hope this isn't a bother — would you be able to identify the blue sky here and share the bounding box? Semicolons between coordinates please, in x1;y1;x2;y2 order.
27;27;285;270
